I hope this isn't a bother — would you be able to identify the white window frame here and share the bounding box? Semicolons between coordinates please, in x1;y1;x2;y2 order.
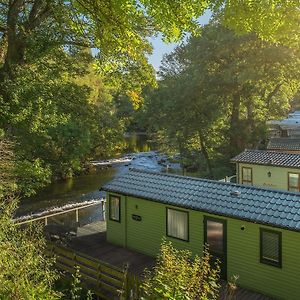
166;208;189;241
109;195;121;222
288;172;300;192
241;166;253;185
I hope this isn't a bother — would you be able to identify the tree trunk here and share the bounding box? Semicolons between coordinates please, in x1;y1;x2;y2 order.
229;93;241;156
246;100;255;147
0;0;52;80
198;130;213;178
2;0;24;75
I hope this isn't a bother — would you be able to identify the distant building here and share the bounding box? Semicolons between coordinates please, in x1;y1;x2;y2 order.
267;111;300;153
231;149;300;192
267;138;300;153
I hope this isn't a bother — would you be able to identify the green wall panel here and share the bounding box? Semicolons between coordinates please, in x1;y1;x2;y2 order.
126;196;203;257
227;218;300;300
106;193;126;247
238;163;300;191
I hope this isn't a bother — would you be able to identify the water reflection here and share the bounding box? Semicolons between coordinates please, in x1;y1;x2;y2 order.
17;168;116;216
123;133;153;153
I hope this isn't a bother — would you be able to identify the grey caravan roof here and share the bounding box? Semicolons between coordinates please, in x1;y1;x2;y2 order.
102;168;300;232
267;138;300;151
231;149;300;169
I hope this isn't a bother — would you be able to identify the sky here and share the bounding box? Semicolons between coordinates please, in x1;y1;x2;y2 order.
148;10;212;71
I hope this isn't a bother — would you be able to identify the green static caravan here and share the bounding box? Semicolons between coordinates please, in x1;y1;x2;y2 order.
231;149;300;192
102;169;300;300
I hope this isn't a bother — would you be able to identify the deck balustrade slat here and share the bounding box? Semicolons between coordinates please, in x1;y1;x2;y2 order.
76;264;98;277
75;255;98;268
99;273;123;288
48;243;127;297
98;263;123;278
99;281;121;294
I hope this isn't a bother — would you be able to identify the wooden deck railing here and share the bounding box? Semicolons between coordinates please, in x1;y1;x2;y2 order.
47;243;141;299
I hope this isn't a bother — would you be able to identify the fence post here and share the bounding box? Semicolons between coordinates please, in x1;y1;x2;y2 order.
101;199;106;221
73;252;77;271
97;263;101;290
122;264;129;300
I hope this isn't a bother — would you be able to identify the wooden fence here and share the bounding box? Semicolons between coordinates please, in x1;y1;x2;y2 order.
47;243;141;299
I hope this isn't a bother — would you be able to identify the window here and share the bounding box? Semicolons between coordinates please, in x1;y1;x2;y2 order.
241;167;252;185
281;129;288;137
166;208;189;241
260;228;282;268
288;173;300;192
109;195;120;222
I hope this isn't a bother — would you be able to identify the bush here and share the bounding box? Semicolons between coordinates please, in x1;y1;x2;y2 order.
0;138;60;299
141;240;220;300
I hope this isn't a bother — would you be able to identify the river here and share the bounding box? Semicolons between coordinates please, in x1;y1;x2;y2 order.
17;134;181;217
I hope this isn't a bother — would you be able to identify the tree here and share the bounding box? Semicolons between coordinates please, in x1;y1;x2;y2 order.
1;1;298;192
0;0;209;100
140;21;300;178
0;0;210;194
0;138;60;299
1;1;297;101
0;48;125;195
181;24;300;156
212;1;300;47
141;240;220;299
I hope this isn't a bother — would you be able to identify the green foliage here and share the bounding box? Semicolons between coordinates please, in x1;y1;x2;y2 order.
15;159;52;197
71;267;83;300
0;139;61;299
140;21;300;178
142;240;220;300
0;0;210;104
1;1;299;194
212;1;300;47
0;205;61;299
0;48;124;195
0;139;17;197
56;266;93;300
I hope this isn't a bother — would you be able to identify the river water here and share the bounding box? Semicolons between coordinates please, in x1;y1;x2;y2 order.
17;134;181;217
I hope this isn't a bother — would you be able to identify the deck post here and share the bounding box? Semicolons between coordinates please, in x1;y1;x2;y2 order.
73;252;77;270
101;199;106;221
123;263;129;300
97;263;101;289
45;217;48;226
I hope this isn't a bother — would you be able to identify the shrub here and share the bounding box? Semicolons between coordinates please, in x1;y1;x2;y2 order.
142;240;220;300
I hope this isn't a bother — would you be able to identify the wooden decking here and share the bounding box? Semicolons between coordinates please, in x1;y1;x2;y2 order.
65;222;273;300
68;231;155;276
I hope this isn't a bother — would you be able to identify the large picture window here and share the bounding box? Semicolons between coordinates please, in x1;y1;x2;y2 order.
260;228;282;268
241;167;253;185
288;173;300;192
109;195;120;222
166;208;189;241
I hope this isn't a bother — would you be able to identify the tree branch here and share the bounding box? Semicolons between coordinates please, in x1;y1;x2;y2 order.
265;83;282;109
25;0;52;32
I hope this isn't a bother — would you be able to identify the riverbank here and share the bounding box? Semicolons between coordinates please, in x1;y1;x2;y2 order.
17;150;181;217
